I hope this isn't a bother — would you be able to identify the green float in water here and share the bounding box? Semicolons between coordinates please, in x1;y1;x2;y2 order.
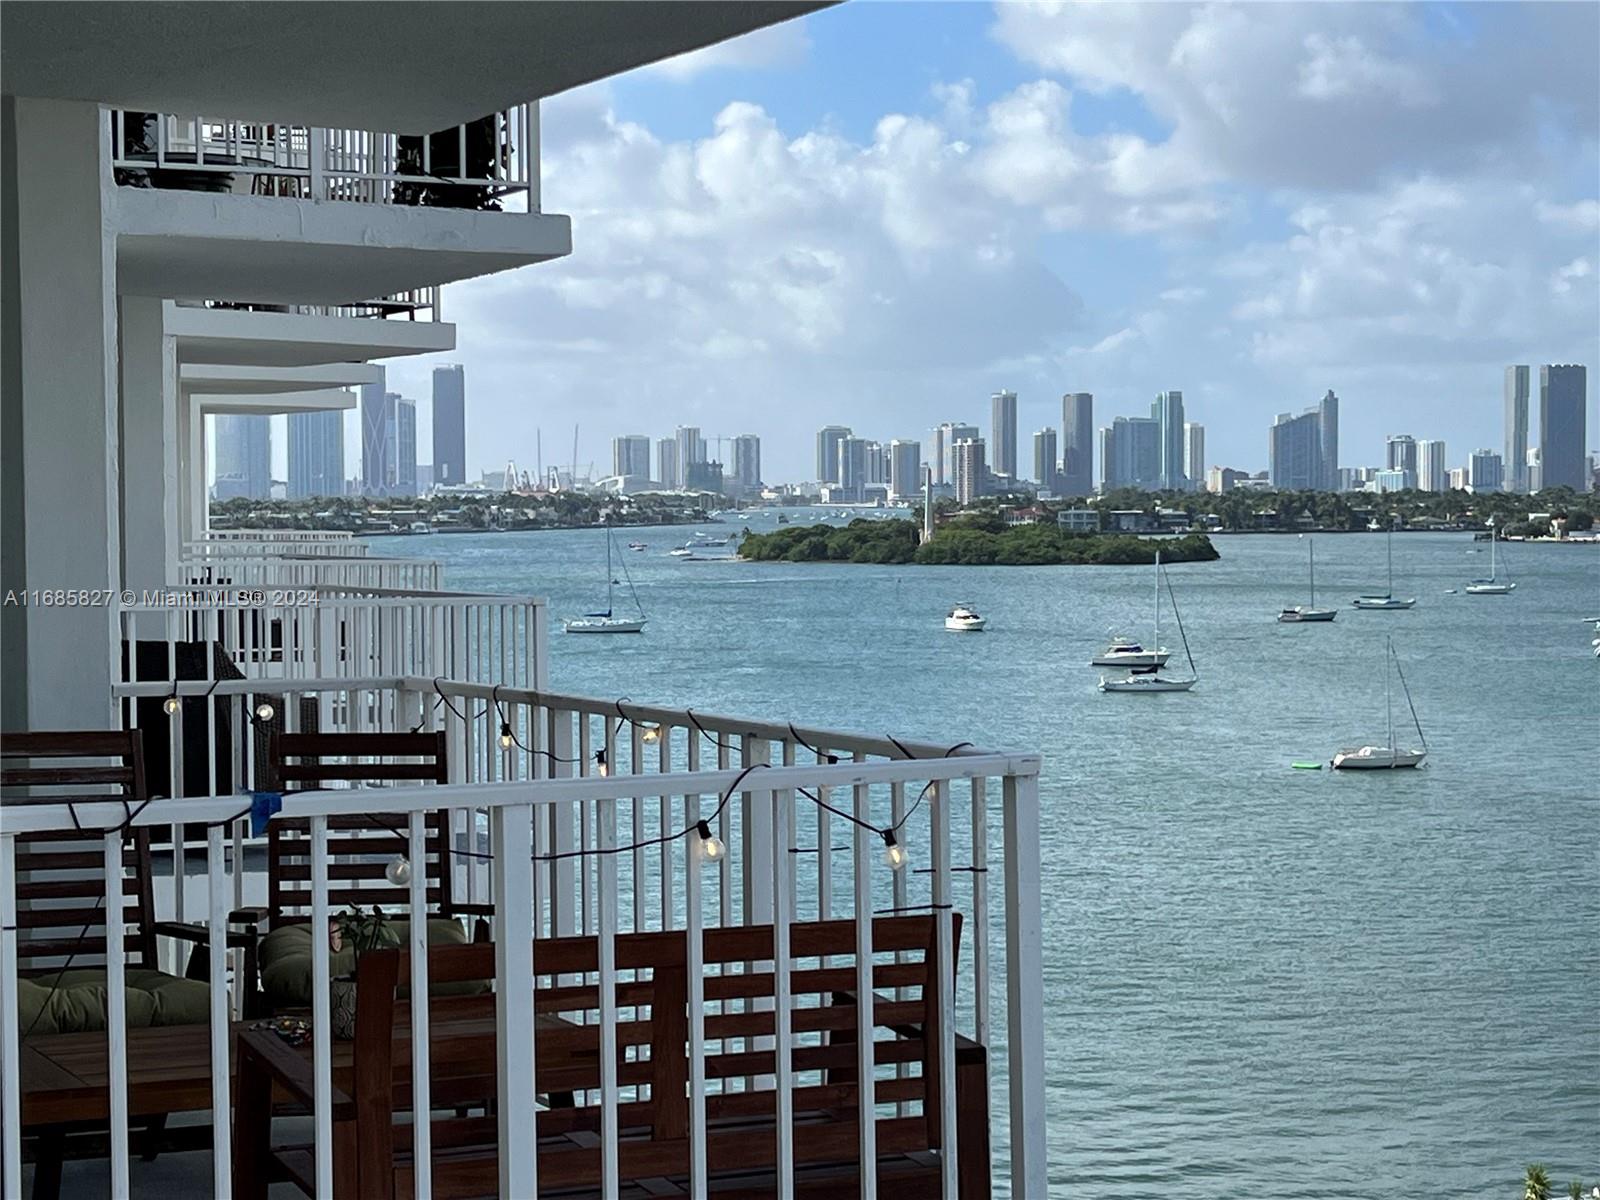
1291;761;1324;770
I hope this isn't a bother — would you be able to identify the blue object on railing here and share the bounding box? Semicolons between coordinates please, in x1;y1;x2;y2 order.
250;791;283;837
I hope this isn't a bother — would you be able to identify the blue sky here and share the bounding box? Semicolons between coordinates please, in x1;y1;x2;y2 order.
371;1;1599;486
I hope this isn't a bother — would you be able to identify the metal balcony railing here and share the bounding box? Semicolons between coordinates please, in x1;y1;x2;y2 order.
111;106;540;214
178;553;445;593
195;285;443;321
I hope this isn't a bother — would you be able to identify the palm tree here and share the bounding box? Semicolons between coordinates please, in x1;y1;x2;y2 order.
1525;1165;1551;1200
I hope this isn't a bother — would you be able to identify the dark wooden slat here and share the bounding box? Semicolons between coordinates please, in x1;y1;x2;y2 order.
275;763;445;783
1;765;134;787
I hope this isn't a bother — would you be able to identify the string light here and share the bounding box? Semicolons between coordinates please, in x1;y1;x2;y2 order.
882;829;908;871
594;749;609;777
640;723;662;744
163;694;180;716
499;722;515;750
694;820;724;863
254;701;275;724
384;856;412;886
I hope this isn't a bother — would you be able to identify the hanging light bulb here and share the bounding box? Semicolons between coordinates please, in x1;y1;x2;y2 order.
882;829;908;872
254;701;275;723
594;749;609;777
499;722;514;750
384;856;412;886
163;694;180;716
640;723;662;744
694;820;724;863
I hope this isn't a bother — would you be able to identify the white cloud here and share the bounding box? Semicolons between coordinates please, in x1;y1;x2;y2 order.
642;19;812;81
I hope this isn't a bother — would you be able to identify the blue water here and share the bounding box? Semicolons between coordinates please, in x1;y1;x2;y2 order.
376;519;1600;1196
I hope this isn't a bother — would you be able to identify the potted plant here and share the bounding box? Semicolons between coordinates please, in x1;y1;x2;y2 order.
329;905;392;1039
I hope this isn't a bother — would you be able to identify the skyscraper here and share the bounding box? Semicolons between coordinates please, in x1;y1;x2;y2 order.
1182;421;1205;488
1417;439;1447;492
1318;390;1339;490
1269;409;1322;490
1386;434;1418;477
862;440;887;487
359;372;392;495
990;390;1018;480
1504;366;1530;493
1032;428;1058;494
1060;392;1093;497
1151;390;1185;489
1468;449;1504;493
213;413;272;500
941;423;979;487
287;409;344;499
1101;416;1161;491
655;438;678;490
731;434;762;493
837;436;869;501
612;435;651;480
393;395;417;496
953;438;987;504
816;425;851;485
888;439;921;501
1540;364;1587;491
431;363;466;487
926;425;949;487
675;426;703;489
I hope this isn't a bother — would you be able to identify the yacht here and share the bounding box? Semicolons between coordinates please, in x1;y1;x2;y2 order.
1101;556;1198;693
669;546;693;557
1279;534;1337;622
564;527;647;634
408;521;433;535
1465;520;1515;594
1332;637;1427;769
1090;637;1170;668
945;604;986;632
1353;519;1416;610
627;541;647;552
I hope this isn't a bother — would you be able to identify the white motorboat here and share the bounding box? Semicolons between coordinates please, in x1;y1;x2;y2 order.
1352;519;1416;609
669;546;693;557
1100;556;1197;693
1090;637;1171;668
944;604;986;632
1332;637;1427;770
564;526;647;634
1279;534;1337;622
1465;519;1515;594
627;541;647;551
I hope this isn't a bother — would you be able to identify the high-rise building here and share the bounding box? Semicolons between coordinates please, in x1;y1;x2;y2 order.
731;434;761;493
1060;392;1093;497
1032;428;1058;495
1540;364;1587;491
655;438;678;490
1269;396;1342;491
941;423;979;486
1447;466;1468;491
888;439;922;501
953;438;987;505
862;440;887;487
359;372;392;495
393;395;417;496
213;413;272;500
1527;447;1543;493
431;364;466;487
684;460;723;493
1318;390;1339;491
816;425;851;485
837;436;869;500
612;435;651;480
1386;435;1418;477
1182;421;1205;488
1417;439;1447;492
1504;365;1530;493
990;390;1018;480
675;426;703;489
287;409;344;499
1151;390;1185;489
1101;416;1162;491
926;425;949;487
1467;448;1504;493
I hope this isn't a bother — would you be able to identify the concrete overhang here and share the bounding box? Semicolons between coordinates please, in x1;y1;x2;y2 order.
117;189;570;306
193;389;357;417
166;304;455;368
180;362;379;397
2;2;833;133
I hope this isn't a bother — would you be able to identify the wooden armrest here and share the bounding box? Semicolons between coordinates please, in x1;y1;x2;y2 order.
149;920;258;950
454;902;495;916
229;906;270;926
238;1029;354;1119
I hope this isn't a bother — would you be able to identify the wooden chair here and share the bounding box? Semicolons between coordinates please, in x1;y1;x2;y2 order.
234;915;991;1199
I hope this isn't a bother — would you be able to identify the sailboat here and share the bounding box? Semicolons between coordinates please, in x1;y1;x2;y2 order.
1278;534;1337;622
1090;560;1171;666
564;526;647;633
1464;519;1515;594
1352;519;1416;609
1100;555;1197;692
1332;637;1427;769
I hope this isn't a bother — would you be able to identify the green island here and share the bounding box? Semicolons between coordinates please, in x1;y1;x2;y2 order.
739;517;1220;566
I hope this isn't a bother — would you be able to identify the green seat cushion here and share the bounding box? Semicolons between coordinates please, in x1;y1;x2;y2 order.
19;968;210;1037
258;917;484;1009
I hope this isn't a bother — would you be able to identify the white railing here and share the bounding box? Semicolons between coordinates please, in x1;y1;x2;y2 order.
0;724;1046;1197
111;106;540;213
192;531;363;551
195;286;443;321
178;553;445;593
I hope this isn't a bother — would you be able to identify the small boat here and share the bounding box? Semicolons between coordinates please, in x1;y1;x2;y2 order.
669;546;693;557
1279;534;1337;622
1101;556;1197;692
565;527;647;634
1332;637;1427;769
1465;519;1515;594
627;541;647;552
1090;637;1170;668
408;521;434;535
944;604;986;632
1353;519;1416;610
777;513;791;524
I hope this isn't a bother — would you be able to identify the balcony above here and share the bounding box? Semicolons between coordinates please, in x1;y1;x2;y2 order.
167;300;455;369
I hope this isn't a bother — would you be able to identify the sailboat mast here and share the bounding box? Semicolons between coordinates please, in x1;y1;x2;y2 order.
1154;550;1161;645
1386;520;1393;597
606;524;615;615
1308;537;1315;606
1385;638;1394;751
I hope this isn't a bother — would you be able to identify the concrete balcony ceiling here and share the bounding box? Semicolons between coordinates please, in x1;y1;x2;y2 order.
179;362;380;396
192;388;358;417
167;304;456;369
2;1;832;132
117;189;570;306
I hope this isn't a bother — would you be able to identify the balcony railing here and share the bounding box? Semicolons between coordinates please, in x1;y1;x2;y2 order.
194;285;443;321
2;678;1047;1196
179;552;445;593
191;531;364;550
111;105;540;213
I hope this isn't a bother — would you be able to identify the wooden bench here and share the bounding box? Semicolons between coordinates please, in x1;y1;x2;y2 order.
235;915;990;1198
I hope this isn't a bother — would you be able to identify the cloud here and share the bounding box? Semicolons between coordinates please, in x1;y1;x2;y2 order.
642;19;812;81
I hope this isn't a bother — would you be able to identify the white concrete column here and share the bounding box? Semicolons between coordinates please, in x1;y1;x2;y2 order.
179;395;209;544
118;296;179;592
10;98;120;729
